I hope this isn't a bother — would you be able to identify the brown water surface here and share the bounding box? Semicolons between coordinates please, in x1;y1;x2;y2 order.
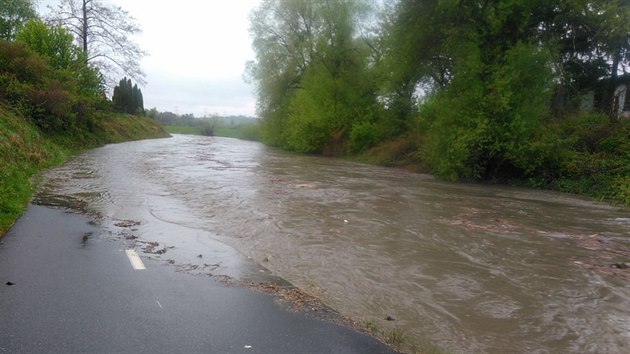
36;135;630;353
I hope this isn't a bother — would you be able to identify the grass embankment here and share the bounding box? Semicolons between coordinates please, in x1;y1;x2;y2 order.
357;114;630;207
0;105;168;236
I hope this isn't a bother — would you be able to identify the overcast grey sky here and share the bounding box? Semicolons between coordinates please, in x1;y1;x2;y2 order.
39;0;261;117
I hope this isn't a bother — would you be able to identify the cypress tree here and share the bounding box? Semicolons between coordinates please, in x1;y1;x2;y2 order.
112;77;144;115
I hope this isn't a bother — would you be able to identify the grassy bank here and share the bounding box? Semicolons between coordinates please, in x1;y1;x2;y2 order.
0;105;168;236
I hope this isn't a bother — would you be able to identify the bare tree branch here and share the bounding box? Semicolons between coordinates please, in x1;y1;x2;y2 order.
47;0;147;88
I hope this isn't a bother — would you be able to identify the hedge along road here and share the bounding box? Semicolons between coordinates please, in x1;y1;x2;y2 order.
5;134;630;354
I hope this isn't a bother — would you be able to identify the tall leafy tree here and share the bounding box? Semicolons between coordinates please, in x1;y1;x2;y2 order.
378;0;630;179
375;0;451;134
386;0;630;118
48;0;147;86
381;1;556;179
247;0;320;146
534;0;630;114
0;0;37;40
248;0;377;153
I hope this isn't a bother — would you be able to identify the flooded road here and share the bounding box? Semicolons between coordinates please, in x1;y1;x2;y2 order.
36;134;630;353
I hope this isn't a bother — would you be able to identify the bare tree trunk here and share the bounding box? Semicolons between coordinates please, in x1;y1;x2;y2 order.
81;0;88;55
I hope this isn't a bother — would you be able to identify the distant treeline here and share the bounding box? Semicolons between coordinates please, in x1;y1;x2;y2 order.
247;0;630;206
148;110;254;126
147;109;260;140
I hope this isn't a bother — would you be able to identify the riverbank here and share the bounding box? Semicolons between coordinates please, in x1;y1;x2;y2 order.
0;104;168;236
352;114;630;208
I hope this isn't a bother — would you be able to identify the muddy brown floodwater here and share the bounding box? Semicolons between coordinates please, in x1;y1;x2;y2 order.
35;134;630;353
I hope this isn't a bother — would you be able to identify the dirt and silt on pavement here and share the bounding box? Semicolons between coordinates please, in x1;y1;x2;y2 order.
31;135;630;354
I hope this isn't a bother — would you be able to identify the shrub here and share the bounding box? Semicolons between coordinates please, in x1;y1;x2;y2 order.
420;42;553;181
349;121;382;153
612;175;630;205
29;80;75;132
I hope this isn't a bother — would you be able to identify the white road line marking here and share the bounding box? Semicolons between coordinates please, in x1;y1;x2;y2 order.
125;249;146;270
156;300;163;309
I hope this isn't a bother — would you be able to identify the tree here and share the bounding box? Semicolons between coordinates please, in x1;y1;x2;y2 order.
248;0;377;153
533;0;630;115
16;20;79;70
112;77;143;115
380;0;558;179
48;0;146;87
132;83;143;115
0;0;37;40
16;19;105;99
247;0;320;146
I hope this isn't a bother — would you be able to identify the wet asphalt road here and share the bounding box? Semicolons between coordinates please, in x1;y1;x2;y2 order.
0;205;395;354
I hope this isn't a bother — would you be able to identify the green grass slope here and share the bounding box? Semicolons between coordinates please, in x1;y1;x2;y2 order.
0;105;168;235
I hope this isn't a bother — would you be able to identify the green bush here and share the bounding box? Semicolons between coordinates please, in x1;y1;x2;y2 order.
531;113;630;205
420;42;553;181
349;121;382;153
0;39;107;134
612;175;630;205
